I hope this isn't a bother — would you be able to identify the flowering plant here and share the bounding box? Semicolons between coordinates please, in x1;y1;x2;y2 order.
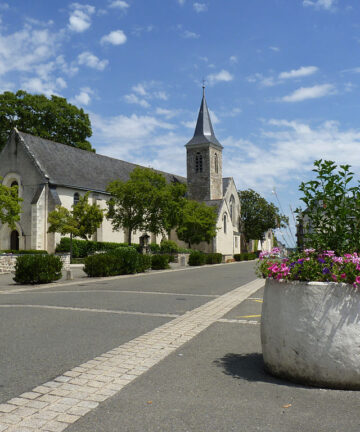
256;247;360;288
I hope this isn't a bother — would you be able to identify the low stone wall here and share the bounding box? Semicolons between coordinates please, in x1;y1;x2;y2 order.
174;253;190;266
0;255;17;274
0;252;71;274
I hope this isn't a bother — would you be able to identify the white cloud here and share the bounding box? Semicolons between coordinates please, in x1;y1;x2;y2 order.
68;3;95;32
71;87;93;106
153;91;168;100
78;51;108;71
0;3;9;11
222;119;360;195
133;83;147;96
109;0;130;10
21;76;66;96
229;55;238;64
101;30;127;45
303;0;337;10
124;93;150;108
279;66;318;79
178;0;186;5
182;30;200;39
155;108;180;119
207;69;234;86
91;113;183;169
0;26;61;77
269;46;280;52
193;3;208;12
282;84;335;102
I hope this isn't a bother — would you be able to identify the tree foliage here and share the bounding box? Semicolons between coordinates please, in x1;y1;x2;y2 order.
48;192;104;256
297;159;360;254
0;90;94;152
0;181;22;229
238;189;288;244
106;167;186;244
176;200;218;248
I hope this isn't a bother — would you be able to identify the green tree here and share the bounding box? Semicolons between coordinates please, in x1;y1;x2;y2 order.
106;167;185;244
0;180;22;229
0;90;94;152
176;200;218;248
297;159;360;254
48;192;104;257
238;189;288;250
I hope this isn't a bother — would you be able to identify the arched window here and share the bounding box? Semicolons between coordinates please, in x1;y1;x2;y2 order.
73;193;80;206
223;214;227;234
10;230;19;250
10;181;19;196
195;152;203;173
214;153;218;173
230;195;235;222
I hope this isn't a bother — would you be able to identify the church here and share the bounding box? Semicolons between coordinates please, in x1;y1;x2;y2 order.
0;90;241;258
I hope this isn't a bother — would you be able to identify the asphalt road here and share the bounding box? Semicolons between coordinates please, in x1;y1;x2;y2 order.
1;262;360;432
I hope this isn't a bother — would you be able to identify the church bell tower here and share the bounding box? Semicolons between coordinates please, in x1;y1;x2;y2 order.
185;87;223;201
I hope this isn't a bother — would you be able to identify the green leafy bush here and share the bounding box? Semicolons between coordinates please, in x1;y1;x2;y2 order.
56;237;138;258
1;249;48;255
14;255;62;284
84;248;150;277
136;254;152;272
151;254;170;270
161;253;176;263
149;243;160;253
189;250;206;266
160;240;179;254
205;253;223;264
178;247;192;254
234;252;257;261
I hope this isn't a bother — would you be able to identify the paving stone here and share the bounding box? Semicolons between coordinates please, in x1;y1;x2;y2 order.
42;420;68;432
0;405;17;413
55;414;80;424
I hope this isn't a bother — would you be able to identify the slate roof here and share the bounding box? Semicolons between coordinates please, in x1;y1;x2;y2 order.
186;88;223;149
203;199;223;216
17;130;186;193
222;178;231;195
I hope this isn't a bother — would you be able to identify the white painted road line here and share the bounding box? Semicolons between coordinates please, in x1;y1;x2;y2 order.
2;289;219;298
0;278;264;432
0;305;180;319
217;318;260;325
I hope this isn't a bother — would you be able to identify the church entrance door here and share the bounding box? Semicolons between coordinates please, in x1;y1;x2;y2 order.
10;230;19;250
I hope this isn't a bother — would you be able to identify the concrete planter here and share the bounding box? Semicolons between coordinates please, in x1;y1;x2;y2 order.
261;278;360;389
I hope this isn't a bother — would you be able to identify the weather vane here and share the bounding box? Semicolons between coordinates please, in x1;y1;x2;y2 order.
202;78;206;95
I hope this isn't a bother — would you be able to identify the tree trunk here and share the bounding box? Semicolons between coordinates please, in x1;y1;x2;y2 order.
70;232;73;260
127;229;132;245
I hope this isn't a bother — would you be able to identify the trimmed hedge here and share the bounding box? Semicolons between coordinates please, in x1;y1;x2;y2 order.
14;255;62;284
189;251;206;266
234;252;257;261
84;248;151;277
160;240;179;254
151;254;170;270
56;237;139;258
1;249;48;255
205;253;223;264
149;243;161;253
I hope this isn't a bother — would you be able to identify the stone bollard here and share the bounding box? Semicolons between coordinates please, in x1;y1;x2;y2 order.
66;269;73;280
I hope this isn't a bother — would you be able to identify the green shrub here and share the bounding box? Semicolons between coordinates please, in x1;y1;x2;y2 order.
136;254;152;272
247;253;256;260
189;250;206;266
205;253;223;264
178;247;192;254
234;254;241;261
84;247;150;277
161;253;176;263
14;255;62;284
234;252;257;261
151;254;170;270
149;243;160;253
1;249;48;255
56;237;138;258
160;240;179;254
70;258;86;264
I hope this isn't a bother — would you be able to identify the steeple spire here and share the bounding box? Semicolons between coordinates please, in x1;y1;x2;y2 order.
186;87;222;148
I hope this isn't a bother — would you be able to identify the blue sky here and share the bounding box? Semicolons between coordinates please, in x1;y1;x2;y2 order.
1;0;360;246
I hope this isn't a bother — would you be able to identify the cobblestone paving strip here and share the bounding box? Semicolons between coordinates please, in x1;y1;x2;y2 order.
0;278;264;432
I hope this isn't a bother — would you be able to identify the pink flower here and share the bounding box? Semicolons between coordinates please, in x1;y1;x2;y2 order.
331;274;337;282
340;273;346;279
355;276;360;284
